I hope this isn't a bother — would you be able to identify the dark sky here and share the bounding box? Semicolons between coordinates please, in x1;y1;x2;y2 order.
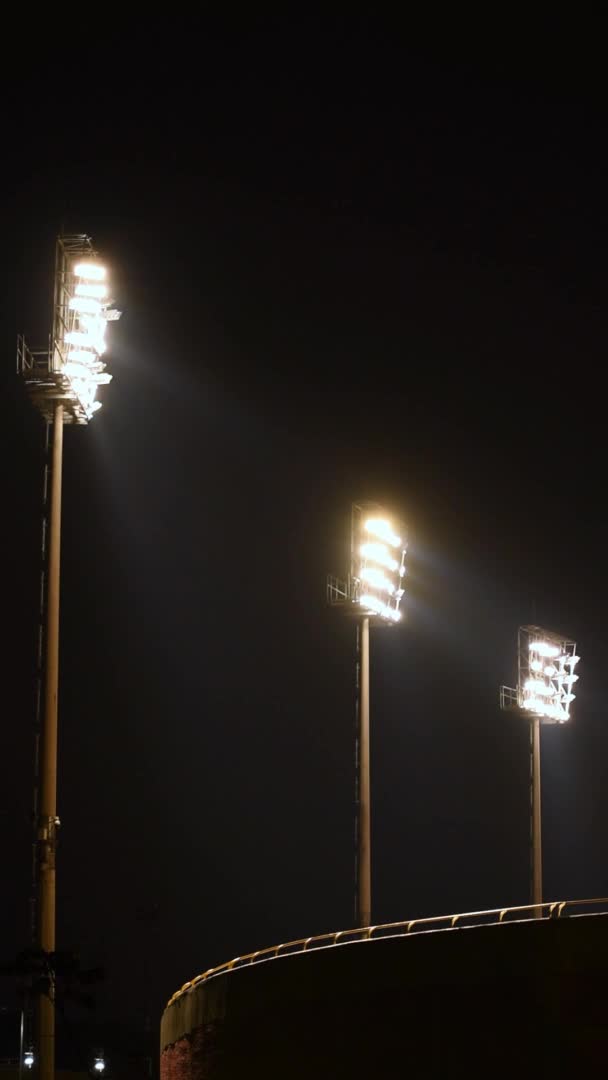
3;17;608;1058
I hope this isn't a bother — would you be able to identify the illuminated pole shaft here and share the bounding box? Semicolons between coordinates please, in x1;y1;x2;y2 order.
19;1007;24;1080
531;715;542;915
358;616;371;927
38;403;63;1080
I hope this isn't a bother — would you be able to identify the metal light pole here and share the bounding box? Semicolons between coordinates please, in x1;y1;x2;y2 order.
500;625;580;917
19;1007;25;1080
328;503;406;929
18;236;119;1080
530;714;542;912
37;403;63;1080
357;616;371;927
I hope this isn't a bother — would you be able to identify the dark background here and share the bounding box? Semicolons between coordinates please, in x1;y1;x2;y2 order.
2;17;607;1069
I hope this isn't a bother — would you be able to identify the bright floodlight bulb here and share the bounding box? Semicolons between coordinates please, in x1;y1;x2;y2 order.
364;518;401;548
75;282;108;299
524;679;552;696
360;566;394;592
24;1051;34;1069
524;697;542;713
74;262;106;281
69;296;102;315
66;349;97;364
360;542;398;572
63;362;91;378
529;641;561;658
544;664;557;677
65;330;104;353
530;659;543;673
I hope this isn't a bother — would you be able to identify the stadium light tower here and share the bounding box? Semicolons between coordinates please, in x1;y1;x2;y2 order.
17;235;120;1080
500;625;580;914
328;503;407;927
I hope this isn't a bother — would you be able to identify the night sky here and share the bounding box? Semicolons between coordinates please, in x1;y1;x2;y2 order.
3;19;608;1062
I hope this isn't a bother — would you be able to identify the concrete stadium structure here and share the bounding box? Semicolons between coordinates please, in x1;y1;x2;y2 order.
161;900;608;1078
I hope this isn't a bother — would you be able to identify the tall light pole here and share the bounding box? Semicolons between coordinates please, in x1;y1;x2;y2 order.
18;235;119;1080
328;503;407;927
500;625;580;913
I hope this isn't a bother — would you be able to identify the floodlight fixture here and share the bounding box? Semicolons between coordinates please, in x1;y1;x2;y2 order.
18;235;119;424
500;624;580;912
518;626;579;725
24;1050;34;1069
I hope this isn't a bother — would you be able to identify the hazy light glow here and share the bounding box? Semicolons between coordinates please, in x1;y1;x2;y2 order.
364;518;401;548
24;1051;34;1069
530;659;543;673
74;262;106;281
93;1058;106;1073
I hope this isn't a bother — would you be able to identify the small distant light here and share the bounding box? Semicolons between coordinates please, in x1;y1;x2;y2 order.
93;1057;106;1073
24;1051;34;1069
